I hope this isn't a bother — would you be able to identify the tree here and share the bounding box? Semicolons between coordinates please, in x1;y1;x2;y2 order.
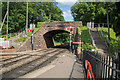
113;2;120;37
71;2;96;24
53;32;74;43
71;2;120;37
71;2;115;24
1;2;65;35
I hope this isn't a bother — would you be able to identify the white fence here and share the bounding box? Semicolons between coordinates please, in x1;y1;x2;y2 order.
0;38;10;48
87;22;94;28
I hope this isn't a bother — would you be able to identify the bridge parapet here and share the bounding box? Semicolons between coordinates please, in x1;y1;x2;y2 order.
43;21;82;28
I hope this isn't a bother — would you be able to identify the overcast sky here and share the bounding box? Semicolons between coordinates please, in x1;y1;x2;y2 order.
56;0;78;21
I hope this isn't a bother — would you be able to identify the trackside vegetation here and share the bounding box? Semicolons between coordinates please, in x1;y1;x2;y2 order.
53;32;74;46
78;26;97;53
15;22;44;42
98;27;120;54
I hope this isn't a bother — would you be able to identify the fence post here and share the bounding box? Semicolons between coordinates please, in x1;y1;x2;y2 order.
118;51;120;78
111;57;114;80
98;24;100;28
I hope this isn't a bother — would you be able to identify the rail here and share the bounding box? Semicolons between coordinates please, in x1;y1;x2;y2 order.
98;26;110;45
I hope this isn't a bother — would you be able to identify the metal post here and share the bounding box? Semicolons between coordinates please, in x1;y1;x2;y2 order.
49;14;51;22
106;3;110;42
49;3;51;22
25;0;28;37
70;26;72;52
32;30;34;50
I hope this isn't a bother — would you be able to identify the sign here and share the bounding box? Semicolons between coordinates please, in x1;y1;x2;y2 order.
64;28;72;31
72;42;84;44
27;30;32;32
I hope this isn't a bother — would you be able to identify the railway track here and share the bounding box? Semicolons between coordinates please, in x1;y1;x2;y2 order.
0;48;54;67
0;48;51;62
1;48;68;79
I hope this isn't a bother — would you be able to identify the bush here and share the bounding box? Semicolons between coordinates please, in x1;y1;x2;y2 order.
82;43;98;53
98;27;120;54
79;26;98;53
15;28;41;42
37;22;45;28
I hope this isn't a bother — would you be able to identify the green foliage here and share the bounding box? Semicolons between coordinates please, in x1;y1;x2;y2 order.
71;2;115;24
15;28;40;42
1;2;64;35
113;2;120;36
98;27;119;40
98;27;120;54
79;26;97;52
15;37;26;42
37;22;45;28
71;2;120;36
0;33;16;40
53;32;74;43
79;26;92;44
82;43;97;52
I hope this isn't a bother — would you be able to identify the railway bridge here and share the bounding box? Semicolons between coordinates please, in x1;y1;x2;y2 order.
18;21;82;51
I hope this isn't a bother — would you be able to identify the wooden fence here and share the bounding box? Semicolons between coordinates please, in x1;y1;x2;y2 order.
83;50;120;79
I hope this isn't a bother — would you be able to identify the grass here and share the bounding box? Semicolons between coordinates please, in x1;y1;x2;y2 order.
15;22;45;42
54;42;61;46
53;38;70;46
15;28;39;42
98;27;119;41
98;27;120;54
78;26;97;53
78;26;92;45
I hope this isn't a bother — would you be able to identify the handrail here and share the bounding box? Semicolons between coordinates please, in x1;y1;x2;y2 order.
85;60;95;80
98;26;110;45
88;28;95;47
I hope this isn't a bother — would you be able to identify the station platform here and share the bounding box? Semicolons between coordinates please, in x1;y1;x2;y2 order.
19;52;84;79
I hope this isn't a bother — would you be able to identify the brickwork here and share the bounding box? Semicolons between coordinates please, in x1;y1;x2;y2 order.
17;21;82;52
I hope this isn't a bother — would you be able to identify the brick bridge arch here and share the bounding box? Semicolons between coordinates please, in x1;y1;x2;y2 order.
43;29;70;48
18;21;82;51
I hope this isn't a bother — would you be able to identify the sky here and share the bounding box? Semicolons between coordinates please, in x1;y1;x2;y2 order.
56;0;78;21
